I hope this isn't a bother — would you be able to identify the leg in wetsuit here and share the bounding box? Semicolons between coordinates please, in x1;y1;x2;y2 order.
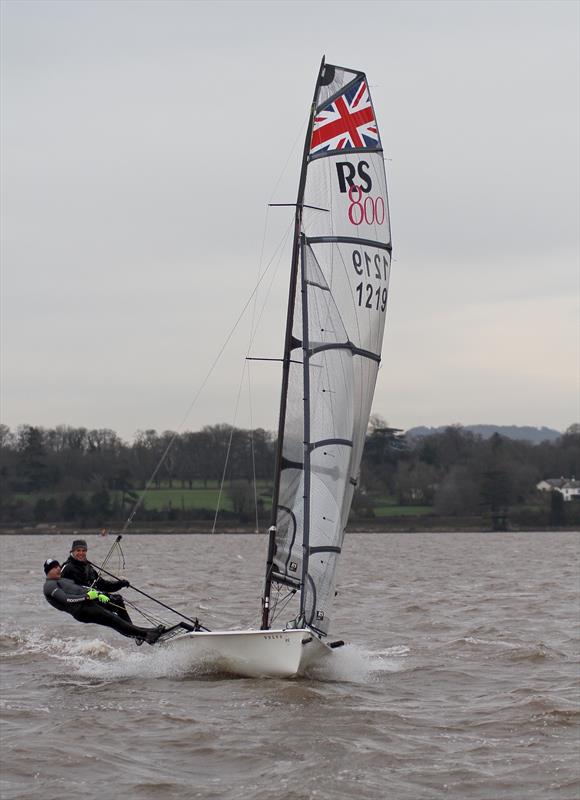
108;594;132;624
72;603;157;642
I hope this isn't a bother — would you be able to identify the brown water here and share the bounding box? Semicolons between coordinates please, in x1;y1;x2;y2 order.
1;531;579;800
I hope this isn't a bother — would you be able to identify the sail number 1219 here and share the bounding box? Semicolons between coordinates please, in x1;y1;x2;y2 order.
352;249;388;312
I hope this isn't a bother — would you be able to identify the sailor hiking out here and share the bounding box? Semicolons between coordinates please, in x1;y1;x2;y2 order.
42;559;166;645
60;538;132;623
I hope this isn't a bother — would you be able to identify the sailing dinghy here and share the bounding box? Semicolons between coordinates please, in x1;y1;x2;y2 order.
160;58;392;678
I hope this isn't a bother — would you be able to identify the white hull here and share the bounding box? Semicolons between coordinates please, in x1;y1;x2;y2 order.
161;628;331;678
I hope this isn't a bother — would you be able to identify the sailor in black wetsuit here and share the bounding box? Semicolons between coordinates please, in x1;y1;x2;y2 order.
60;539;132;623
42;559;165;645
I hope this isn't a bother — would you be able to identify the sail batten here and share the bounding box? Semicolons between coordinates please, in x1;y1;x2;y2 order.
309;438;353;450
309;342;381;361
307;236;392;251
263;60;392;635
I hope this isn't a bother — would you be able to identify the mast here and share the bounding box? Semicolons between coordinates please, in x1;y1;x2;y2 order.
261;57;326;630
298;234;311;623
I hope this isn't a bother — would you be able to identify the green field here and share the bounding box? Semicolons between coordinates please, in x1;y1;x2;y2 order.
137;487;272;512
136;490;430;516
14;486;432;518
373;504;432;517
14;482;273;512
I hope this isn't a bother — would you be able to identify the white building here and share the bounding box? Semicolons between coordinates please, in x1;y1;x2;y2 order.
536;478;580;501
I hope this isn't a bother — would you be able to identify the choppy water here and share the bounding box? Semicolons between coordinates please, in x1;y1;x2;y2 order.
1;531;579;800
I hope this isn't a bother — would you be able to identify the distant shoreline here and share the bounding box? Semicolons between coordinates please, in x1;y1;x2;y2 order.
1;524;578;536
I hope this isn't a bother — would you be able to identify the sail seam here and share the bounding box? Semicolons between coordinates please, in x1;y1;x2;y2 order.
309;146;383;163
309;546;342;554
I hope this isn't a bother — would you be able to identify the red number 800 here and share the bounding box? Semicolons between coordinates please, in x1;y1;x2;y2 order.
347;185;385;226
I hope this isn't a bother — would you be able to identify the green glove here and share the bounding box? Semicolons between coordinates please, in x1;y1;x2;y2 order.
86;589;99;600
97;593;110;603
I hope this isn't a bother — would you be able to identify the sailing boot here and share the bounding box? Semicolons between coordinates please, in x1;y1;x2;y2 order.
145;625;167;645
134;625;157;646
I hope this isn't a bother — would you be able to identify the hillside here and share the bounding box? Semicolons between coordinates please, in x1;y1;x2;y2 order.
405;425;562;444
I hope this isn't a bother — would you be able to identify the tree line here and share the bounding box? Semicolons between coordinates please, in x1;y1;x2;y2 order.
359;421;579;526
0;423;275;525
0;421;578;527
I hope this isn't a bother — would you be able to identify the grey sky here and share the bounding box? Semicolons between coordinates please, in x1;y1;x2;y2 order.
1;0;578;440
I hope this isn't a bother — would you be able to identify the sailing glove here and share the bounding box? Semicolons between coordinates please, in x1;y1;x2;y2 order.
97;594;110;603
86;589;99;600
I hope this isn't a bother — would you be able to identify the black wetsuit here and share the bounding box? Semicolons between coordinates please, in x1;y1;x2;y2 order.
43;577;154;642
60;555;132;623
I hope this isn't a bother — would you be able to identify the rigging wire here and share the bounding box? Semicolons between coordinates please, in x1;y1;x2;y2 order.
115;117;311;619
105;537;125;576
123;598;167;627
88;536;174;628
211;371;246;534
244;206;269;535
89;535;125;589
132;113;306;535
122;218;294;533
211;206;271;535
123;111;307;536
210;219;293;533
269;585;298;627
247;364;260;534
268;111;310;205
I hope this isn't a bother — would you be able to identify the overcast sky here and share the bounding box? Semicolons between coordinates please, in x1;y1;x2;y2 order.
1;0;578;441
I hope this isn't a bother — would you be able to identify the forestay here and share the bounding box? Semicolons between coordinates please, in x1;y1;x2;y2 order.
265;60;392;635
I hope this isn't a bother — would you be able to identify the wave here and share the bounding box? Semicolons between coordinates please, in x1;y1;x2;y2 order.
300;643;411;683
445;635;567;662
447;635;521;650
1;625;114;661
1;622;414;686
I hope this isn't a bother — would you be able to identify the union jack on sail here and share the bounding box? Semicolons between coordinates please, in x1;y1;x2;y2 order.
309;78;380;155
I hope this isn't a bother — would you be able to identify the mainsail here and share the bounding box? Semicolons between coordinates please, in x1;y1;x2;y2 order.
262;59;392;635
